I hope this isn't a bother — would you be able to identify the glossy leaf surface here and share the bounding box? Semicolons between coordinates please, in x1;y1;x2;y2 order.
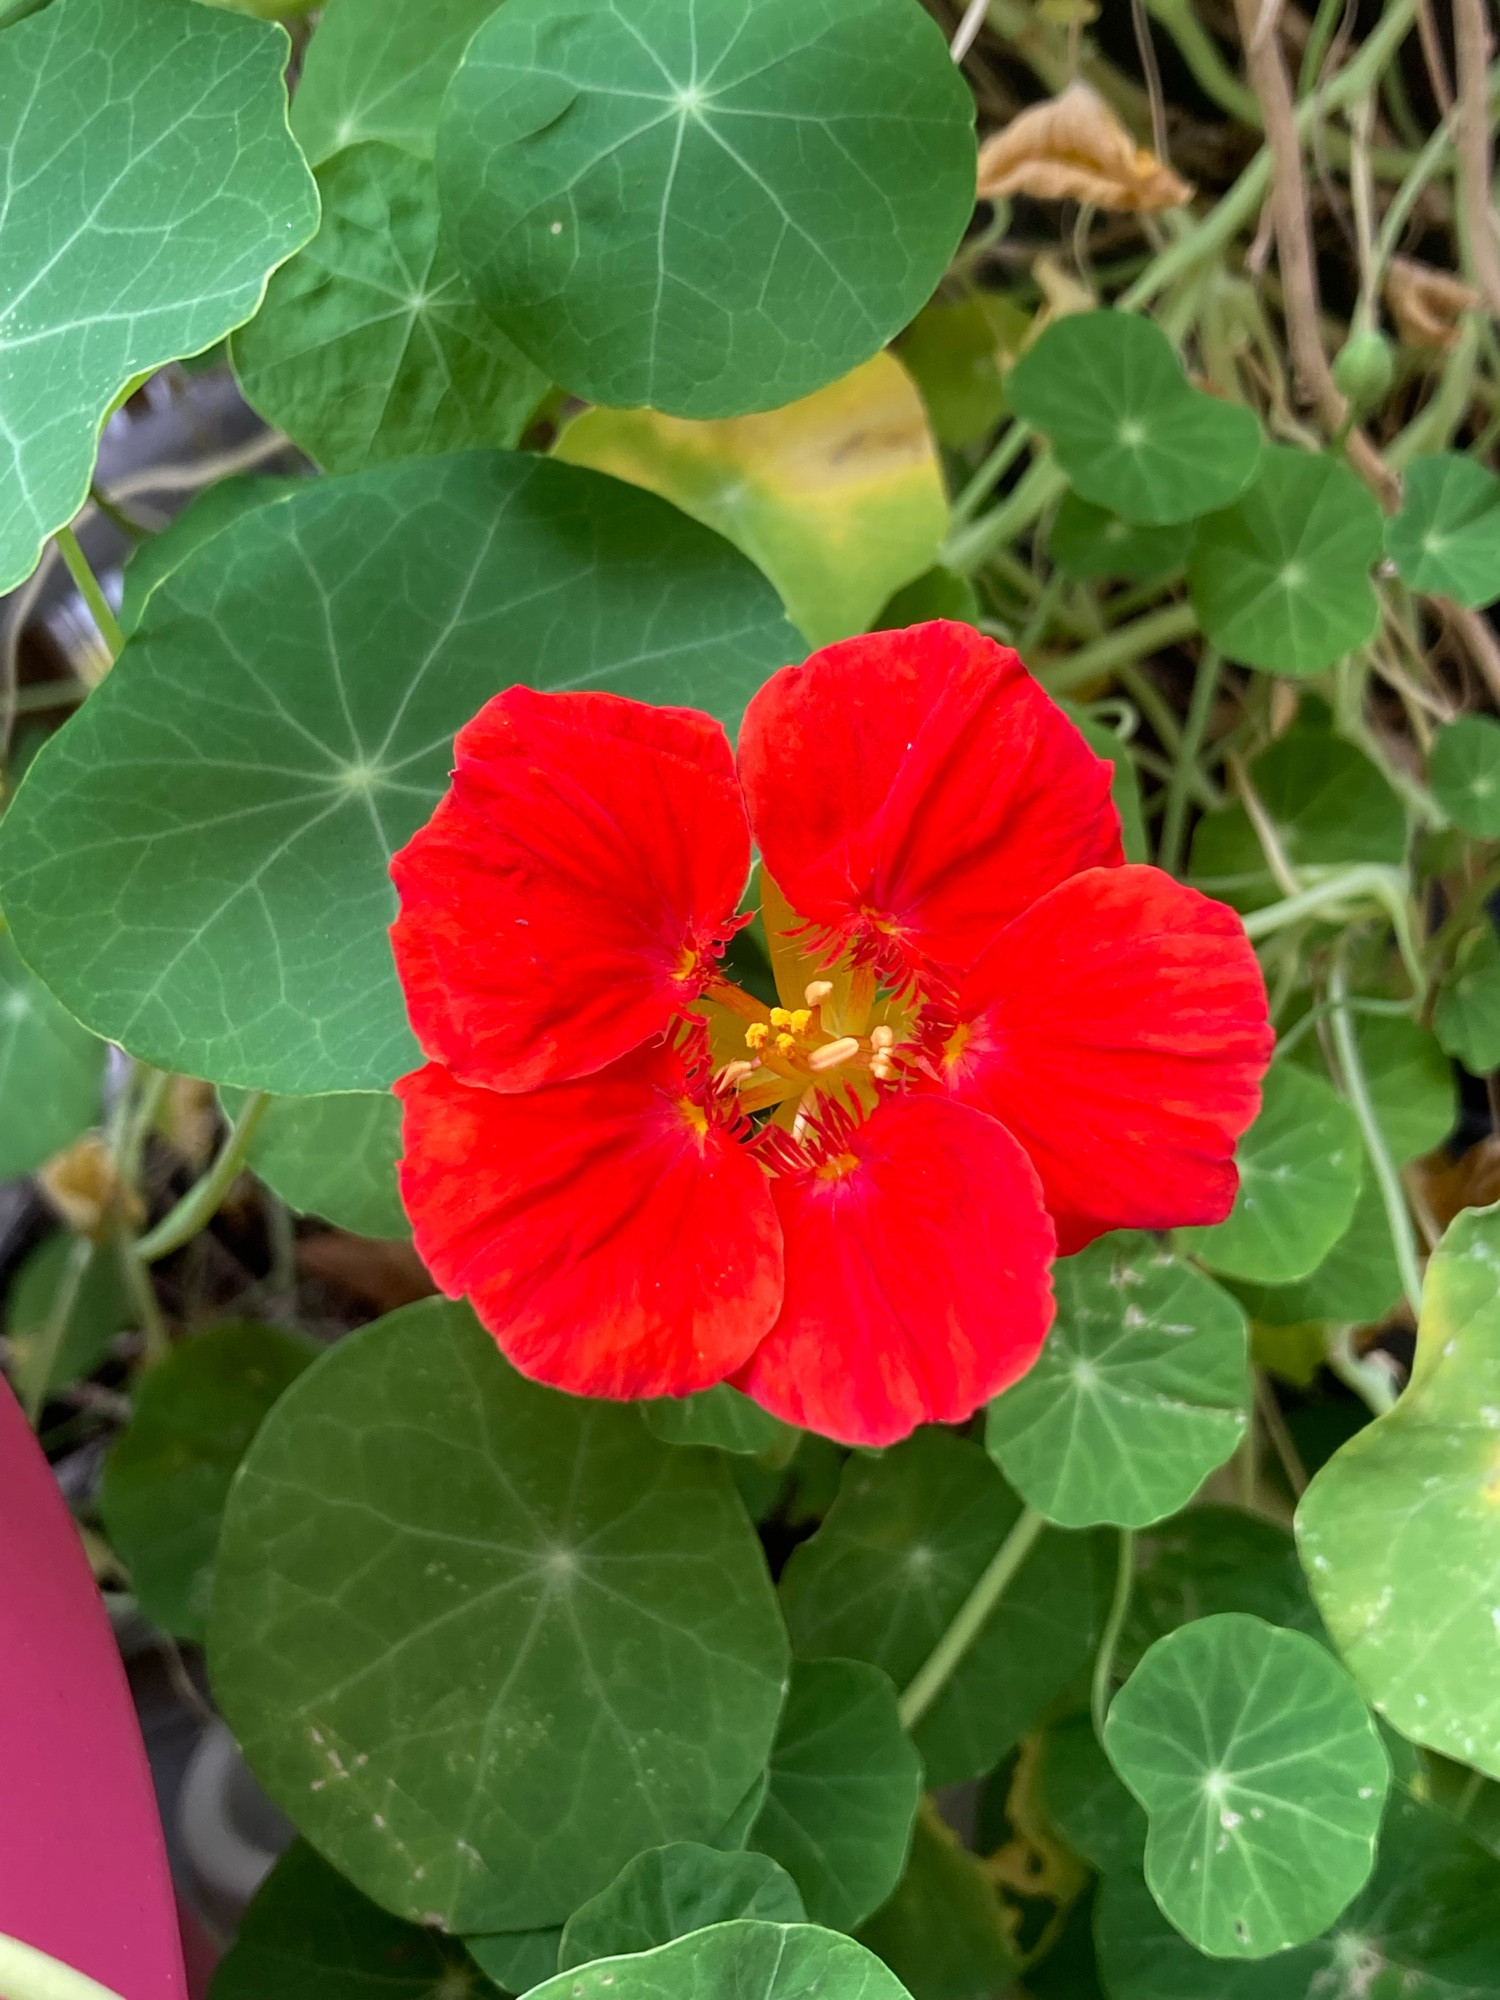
530;1923;913;2000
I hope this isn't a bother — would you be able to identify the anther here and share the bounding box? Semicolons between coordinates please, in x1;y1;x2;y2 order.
717;1060;756;1090
807;1036;861;1073
870;1024;896;1050
769;1007;793;1028
788;1008;812;1032
775;1032;798;1055
745;1022;770;1051
804;981;834;1007
871;1054;896;1081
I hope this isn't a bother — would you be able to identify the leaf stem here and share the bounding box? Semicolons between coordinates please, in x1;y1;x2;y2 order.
950;421;1033;528
20;1236;93;1426
1159;648;1221;876
1328;950;1425;1319
1091;1526;1136;1746
898;1505;1047;1731
1041;601;1199;695
1241;865;1425;999
135;1091;270;1265
943;457;1068;573
0;1934;127;2000
53;525;123;661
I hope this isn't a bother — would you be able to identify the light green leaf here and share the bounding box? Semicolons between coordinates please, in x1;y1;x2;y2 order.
436;0;976;418
1039;1714;1146;1876
233;145;548;474
641;1385;798;1460
558;1846;803;1971
1232;1175;1403;1330
555;352;948;647
1386;452;1500;608
5;1232;130;1404
117;477;307;642
1341;1013;1456;1163
1122;1508;1325;1676
223;1087;406;1239
532;1923;914;2000
1005;313;1261;526
100;1321;316;1642
0;0;318;592
0;453;800;1095
855;1804;1018;2000
0;928;103;1177
1188;448;1384;675
750;1658;921;1931
466;1931;562;1995
985;1233;1248;1529
1434;921;1500;1074
291;0;499;166
778;1430;1104;1786
1181;1062;1362;1285
1431;713;1500;837
1298;1200;1500;1779
209;1299;789;1932
1048;491;1192;581
1104;1613;1389;1957
211;1839;491;2000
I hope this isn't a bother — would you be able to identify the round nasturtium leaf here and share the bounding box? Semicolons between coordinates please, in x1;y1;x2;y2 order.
1048;491;1193;582
0;0;318;593
117;477;307;642
5;1233;131;1408
749;1658;922;1931
209;1299;790;1933
1004;312;1262;526
1232;1175;1404;1331
467;1930;562;1994
641;1385;798;1460
233;144;550;474
435;0;976;419
1430;713;1500;836
0;452;800;1097
558;1845;804;1971
1187;447;1384;675
1039;1714;1146;1877
100;1321;316;1643
290;0;499;165
1434;920;1500;1075
1386;452;1500;608
0;929;103;1179
534;1923;913;2000
555;352;948;647
985;1233;1248;1530
1121;1509;1325;1677
1180;1062;1362;1285
222;1087;406;1239
1298;1201;1500;1779
1104;1613;1389;1957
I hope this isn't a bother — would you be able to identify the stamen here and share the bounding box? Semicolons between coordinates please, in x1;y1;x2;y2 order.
745;1022;770;1051
870;1024;895;1051
716;1060;756;1090
769;1007;793;1028
775;1032;798;1055
788;1008;812;1032
804;980;834;1007
807;1036;861;1073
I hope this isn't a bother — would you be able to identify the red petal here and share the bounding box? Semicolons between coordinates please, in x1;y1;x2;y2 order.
391;688;749;1091
396;1038;782;1399
737;1096;1056;1447
737;622;1120;980
939;867;1273;1252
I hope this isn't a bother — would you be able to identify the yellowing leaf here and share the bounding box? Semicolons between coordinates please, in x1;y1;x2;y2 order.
976;83;1192;214
554;353;947;647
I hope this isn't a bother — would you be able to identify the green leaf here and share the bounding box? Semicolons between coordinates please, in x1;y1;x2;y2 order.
5;1233;130;1404
532;1923;914;2000
0;453;800;1095
117;477;306;642
871;569;979;633
209;1299;789;1932
1122;1509;1325;1676
1038;1714;1146;1876
0;0;318;592
1181;1062;1362;1285
558;1846;804;1971
749;1658;922;1931
223;1087;406;1239
1339;1013;1456;1162
210;1839;491;2000
1064;705;1149;864
1231;1174;1403;1330
641;1385;798;1459
100;1321;315;1642
436;0;976;418
1187;447;1384;675
1386;451;1500;608
233;145;548;474
465;1932;562;1995
555;352;948;647
0;928;103;1177
1104;1613;1389;1957
1048;491;1192;582
778;1430;1104;1786
1093;1868;1326;1999
1004;313;1261;526
291;0;499;165
894;296;1020;449
856;1804;1018;2000
1297;1200;1500;1780
1431;714;1500;837
1434;920;1500;1074
985;1233;1248;1529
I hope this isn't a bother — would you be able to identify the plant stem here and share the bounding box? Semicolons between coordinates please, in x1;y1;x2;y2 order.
1326;1324;1401;1414
1241;865;1425;998
1159;648;1221;875
1328;950;1425;1318
1090;1526;1136;1746
943;457;1068;573
950;421;1032;528
1041;601;1198;695
53;525;123;661
0;1934;127;2000
21;1236;93;1426
898;1505;1047;1731
135;1091;270;1265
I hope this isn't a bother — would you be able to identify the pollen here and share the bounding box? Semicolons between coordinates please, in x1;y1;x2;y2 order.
775;1032;798;1055
745;1022;770;1051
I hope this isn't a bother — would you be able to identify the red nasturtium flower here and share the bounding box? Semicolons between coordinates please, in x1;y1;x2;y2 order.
390;622;1272;1447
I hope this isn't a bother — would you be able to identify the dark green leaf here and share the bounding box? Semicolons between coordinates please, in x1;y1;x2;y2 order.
0;453;800;1094
531;1923;914;2000
779;1430;1104;1786
856;1805;1018;2000
871;569;980;632
641;1385;798;1460
1064;705;1149;864
1048;491;1192;581
1434;920;1500;1074
894;296;1018;449
1231;1174;1403;1330
1340;1013;1456;1162
436;0;976;417
1122;1508;1325;1675
0;0;317;591
5;1232;129;1403
224;1087;406;1239
233;145;548;473
209;1299;789;1932
117;477;307;642
0;928;103;1176
1188;448;1383;675
558;1845;803;1971
1430;714;1500;836
1038;1715;1146;1877
465;1932;562;1995
1386;452;1500;608
750;1658;922;1930
985;1233;1248;1529
1104;1613;1388;1956
290;0;498;164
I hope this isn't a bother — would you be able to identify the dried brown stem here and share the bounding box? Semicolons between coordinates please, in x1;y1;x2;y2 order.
1455;0;1500;320
1418;0;1455;109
